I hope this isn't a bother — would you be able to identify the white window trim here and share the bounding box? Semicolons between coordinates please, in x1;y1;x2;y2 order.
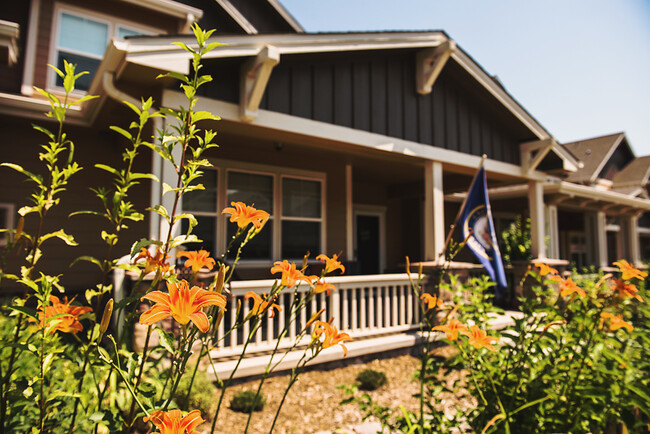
211;159;326;265
353;205;386;273
48;3;161;94
0;203;16;247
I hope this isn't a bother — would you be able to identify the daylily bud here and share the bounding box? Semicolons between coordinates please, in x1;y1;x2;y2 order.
215;263;226;294
99;298;113;338
405;256;411;278
15;217;24;241
302;252;310;271
214;309;225;329
306;308;326;328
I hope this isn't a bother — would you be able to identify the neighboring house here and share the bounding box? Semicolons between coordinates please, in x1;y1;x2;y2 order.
1;0;649;370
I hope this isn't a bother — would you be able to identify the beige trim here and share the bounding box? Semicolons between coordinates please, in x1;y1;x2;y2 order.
424;161;445;262
545;181;650;211
589;133;626;185
266;0;305;33
451;49;550;140
346;164;353;261
163;90;540;181
21;0;40;95
119;0;203;21
240;45;279;121
528;181;546;259
0;20;20;65
416;40;455;95
215;0;258;35
520;138;581;174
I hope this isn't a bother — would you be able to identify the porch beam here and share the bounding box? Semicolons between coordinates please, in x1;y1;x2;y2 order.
424;162;445;261
596;211;608;268
528;181;546;259
624;216;641;265
545;204;559;259
416;40;456;94
346;164;354;261
240;45;280;121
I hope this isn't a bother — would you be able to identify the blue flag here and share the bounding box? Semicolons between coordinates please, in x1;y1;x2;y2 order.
459;166;508;292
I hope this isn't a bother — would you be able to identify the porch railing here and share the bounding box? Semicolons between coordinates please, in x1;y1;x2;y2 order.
209;273;420;359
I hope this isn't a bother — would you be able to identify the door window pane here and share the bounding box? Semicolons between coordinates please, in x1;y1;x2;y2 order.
227;223;272;260
227;172;273;214
282;178;321;218
181;215;216;254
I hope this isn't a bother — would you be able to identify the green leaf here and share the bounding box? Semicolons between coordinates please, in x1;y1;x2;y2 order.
192;111;219;123
130;238;162;258
156;71;190;83
0;163;42;184
109;126;133;141
95;164;121;176
148;204;170;220
69;94;99;105
71;255;104;271
41;229;78;246
7;305;38;320
155;327;176;353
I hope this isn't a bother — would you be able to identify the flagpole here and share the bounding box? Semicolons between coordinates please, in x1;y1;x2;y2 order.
437;154;487;262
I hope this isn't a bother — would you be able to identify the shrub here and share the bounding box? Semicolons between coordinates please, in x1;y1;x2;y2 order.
356;368;387;390
173;368;218;415
230;390;266;413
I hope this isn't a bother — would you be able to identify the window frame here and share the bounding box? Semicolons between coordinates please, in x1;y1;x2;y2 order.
209;160;326;266
48;3;160;94
0;203;16;247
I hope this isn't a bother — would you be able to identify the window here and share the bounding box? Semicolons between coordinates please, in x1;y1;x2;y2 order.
181;169;219;254
50;6;156;92
0;203;15;247
181;163;325;263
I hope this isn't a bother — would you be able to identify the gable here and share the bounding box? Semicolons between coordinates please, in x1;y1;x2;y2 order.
598;138;635;180
198;48;540;165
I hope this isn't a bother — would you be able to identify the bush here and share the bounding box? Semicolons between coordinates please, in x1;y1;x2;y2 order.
173;368;218;415
230;390;266;413
356;368;387;390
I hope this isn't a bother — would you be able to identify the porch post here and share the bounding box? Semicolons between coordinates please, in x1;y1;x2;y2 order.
528;181;546;259
623;215;641;265
545;204;559;259
346;164;354;262
149;116;164;240
595;211;608;268
424;161;445;261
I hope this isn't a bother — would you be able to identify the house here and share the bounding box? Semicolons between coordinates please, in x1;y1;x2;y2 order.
1;0;649;371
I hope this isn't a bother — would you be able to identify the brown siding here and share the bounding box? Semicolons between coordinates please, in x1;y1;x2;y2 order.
198;50;537;166
0;115;151;294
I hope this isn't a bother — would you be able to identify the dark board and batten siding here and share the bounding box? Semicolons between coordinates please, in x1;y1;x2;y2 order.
201;50;537;165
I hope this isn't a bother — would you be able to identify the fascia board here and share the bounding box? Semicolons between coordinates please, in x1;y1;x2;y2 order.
545;181;650;211
118;0;203;20
450;48;550;141
163;89;549;182
266;0;305;33
588;133;625;184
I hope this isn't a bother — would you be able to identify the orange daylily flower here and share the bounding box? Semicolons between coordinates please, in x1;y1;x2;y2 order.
270;260;312;288
613;260;648;281
139;280;226;333
432;318;467;341
134;247;171;274
461;325;499;351
558;277;586;298
611;279;643;302
420;293;444;311
144;409;205;434
600;312;633;333
537;263;559;276
177;250;216;273
244;292;282;318
312;320;353;356
316;253;345;274
34;295;92;334
313;278;336;296
221;201;269;229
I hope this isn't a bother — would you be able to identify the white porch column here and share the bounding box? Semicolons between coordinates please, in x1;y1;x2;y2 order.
346;164;354;261
544;204;559;259
595;211;608;268
623;215;641;265
149;116;164;241
158;116;182;243
424;161;445;262
528;181;546;259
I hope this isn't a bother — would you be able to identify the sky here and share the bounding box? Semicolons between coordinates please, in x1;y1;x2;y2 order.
279;0;650;156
